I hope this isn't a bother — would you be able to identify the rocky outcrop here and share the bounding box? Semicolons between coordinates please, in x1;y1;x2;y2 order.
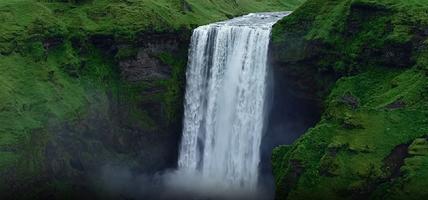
119;32;190;82
1;31;190;199
119;48;173;81
270;0;428;199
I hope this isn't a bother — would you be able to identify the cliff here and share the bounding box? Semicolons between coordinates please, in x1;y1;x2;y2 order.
270;0;428;199
0;0;304;199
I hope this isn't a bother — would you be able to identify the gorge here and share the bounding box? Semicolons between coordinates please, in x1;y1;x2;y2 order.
0;0;427;199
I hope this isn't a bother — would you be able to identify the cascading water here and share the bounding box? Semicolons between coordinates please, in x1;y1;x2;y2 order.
175;12;290;198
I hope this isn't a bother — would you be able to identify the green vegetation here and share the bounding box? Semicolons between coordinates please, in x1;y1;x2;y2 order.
157;52;187;123
0;0;303;55
0;0;305;197
0;40;118;196
272;0;428;199
0;51;86;173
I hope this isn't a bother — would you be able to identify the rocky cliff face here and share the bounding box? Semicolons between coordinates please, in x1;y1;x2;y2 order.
2;30;190;199
118;33;187;82
270;0;428;199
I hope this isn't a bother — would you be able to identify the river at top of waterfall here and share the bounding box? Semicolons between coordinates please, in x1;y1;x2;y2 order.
169;12;290;199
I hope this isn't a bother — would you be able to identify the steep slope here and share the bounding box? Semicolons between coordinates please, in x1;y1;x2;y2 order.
0;0;305;199
271;0;428;199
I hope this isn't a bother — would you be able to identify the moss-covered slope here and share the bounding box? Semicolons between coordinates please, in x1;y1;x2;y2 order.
271;0;428;199
0;0;305;198
1;0;303;54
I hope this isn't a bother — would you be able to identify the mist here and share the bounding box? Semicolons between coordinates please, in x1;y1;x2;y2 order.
98;164;274;200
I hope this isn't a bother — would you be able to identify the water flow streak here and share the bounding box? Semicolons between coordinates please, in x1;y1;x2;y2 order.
177;12;290;197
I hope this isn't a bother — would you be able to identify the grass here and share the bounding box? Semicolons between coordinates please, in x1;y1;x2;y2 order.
0;0;306;196
271;0;428;199
274;68;428;200
0;51;87;191
0;0;304;51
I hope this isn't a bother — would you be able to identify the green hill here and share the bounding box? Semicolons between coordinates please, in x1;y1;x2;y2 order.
271;0;428;199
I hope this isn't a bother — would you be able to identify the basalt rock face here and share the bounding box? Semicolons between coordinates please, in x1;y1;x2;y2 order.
270;0;428;199
51;33;189;197
1;32;190;199
119;33;189;82
120;48;173;81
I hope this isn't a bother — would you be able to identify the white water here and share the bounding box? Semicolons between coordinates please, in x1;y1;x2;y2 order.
175;12;290;198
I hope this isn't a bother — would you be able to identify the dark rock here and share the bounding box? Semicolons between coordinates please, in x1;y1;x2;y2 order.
382;43;414;68
340;93;359;109
43;37;63;50
226;14;234;19
359;41;414;68
351;1;389;12
347;1;389;37
277;160;305;198
69;158;84;171
382;144;409;179
386;100;406;109
119;33;187;81
342;115;364;129
423;27;428;36
11;31;191;198
40;98;182;194
90;34;117;54
336;143;411;199
119;48;173;81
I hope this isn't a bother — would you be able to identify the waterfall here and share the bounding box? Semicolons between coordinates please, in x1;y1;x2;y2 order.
176;12;290;198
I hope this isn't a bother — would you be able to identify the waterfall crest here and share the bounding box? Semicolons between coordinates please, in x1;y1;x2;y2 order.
176;12;290;198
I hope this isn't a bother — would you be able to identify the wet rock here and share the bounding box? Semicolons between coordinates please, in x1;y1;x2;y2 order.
386;100;406;109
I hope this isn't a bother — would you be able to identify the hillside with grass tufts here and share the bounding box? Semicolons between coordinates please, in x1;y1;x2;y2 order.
270;0;428;199
0;0;305;199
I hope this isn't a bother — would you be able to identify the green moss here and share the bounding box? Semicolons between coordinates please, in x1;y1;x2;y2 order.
115;45;139;60
156;52;187;123
0;0;306;196
272;0;428;199
274;68;428;199
272;0;428;72
0;52;87;182
0;0;305;55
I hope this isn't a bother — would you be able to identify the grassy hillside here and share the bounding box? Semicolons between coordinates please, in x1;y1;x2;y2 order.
1;0;302;54
271;0;428;199
0;0;305;198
